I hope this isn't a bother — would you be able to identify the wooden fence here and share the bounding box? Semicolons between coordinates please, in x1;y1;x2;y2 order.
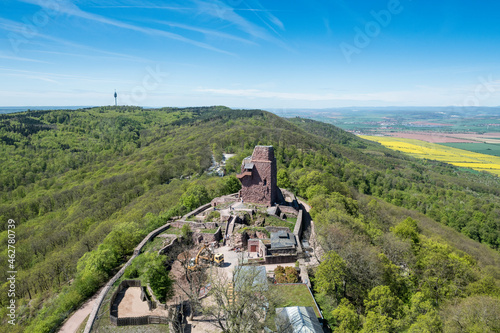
111;315;170;326
84;222;172;333
109;279;169;326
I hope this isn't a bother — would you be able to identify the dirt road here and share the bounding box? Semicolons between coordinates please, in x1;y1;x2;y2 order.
57;289;101;333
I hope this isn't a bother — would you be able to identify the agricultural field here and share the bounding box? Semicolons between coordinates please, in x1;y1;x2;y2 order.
272;107;500;135
440;143;500;157
361;135;500;176
379;131;500;143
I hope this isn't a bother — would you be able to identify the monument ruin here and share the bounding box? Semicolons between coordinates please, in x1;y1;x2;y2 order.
237;145;280;206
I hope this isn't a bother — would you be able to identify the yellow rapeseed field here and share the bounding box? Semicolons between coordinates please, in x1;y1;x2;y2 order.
360;135;500;176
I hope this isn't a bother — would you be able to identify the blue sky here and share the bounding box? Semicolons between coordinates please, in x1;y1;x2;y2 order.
1;0;500;108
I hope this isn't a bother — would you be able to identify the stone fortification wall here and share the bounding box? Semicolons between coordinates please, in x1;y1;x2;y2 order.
293;210;304;239
181;203;212;220
265;226;291;233
170;220;222;229
192;226;222;245
278;205;299;216
211;193;239;206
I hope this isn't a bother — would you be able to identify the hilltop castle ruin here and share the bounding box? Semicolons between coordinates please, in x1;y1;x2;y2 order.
237;145;281;206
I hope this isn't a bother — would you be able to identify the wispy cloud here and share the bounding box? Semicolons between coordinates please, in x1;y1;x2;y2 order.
18;0;234;55
0;17;149;62
192;0;288;48
196;87;370;101
90;5;193;10
0;53;50;63
243;0;285;34
152;20;256;45
0;67;135;85
195;87;468;104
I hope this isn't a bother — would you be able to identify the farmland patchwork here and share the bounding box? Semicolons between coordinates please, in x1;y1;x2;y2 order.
361;136;500;176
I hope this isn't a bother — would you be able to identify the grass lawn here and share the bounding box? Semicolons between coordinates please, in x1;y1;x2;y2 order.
200;228;218;233
272;284;321;317
161;227;182;235
265;284;321;330
141;237;165;253
265;215;295;229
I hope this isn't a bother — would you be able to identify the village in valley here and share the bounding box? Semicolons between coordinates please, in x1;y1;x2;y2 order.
86;145;326;333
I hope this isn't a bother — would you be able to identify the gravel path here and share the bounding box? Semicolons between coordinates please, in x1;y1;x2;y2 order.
57;288;102;333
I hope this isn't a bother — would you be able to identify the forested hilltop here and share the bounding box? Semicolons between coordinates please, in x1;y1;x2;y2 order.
0;106;499;332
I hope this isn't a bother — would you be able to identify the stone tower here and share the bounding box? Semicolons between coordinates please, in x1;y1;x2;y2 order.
237;145;278;206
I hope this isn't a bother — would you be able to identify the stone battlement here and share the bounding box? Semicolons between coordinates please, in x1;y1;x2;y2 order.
251;145;274;161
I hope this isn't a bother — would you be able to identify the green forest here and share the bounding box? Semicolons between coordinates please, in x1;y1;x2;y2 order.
0;106;499;332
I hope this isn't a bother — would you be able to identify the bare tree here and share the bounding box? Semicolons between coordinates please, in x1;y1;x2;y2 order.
203;263;282;333
175;242;208;321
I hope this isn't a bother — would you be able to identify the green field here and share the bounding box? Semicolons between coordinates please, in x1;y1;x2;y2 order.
440;142;500;157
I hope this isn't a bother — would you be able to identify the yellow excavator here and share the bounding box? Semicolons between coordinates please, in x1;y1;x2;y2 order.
188;244;224;270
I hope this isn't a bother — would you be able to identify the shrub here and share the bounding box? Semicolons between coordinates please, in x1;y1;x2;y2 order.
181;224;193;240
145;256;174;303
206;210;221;222
274;266;299;283
124;266;139;279
285;266;299;283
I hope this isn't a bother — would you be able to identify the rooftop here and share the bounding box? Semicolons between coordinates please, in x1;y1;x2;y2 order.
243;162;254;170
233;266;268;291
271;230;296;249
275;306;323;333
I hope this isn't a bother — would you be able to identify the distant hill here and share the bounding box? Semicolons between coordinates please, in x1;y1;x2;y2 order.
0;106;92;114
0;106;499;332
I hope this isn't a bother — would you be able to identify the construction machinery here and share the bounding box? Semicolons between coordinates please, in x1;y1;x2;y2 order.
188;244;224;270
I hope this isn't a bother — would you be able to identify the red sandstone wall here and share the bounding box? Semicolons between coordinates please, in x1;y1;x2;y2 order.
239;146;278;206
